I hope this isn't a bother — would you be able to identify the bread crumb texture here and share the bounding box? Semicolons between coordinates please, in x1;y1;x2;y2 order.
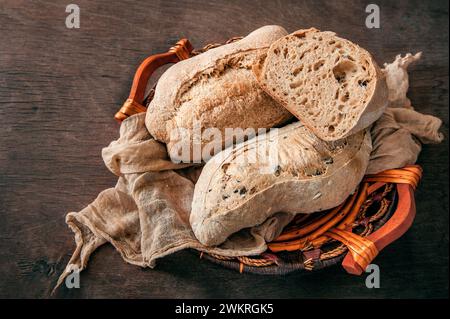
255;28;387;141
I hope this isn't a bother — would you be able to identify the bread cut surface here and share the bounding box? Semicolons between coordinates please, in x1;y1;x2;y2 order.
254;28;388;141
190;121;372;246
145;25;292;163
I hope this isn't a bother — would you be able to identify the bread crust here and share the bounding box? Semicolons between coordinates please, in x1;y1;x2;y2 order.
190;121;372;246
145;25;292;163
253;28;388;141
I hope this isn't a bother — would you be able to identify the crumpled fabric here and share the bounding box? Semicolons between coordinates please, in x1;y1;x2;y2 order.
383;52;422;108
366;53;444;173
56;52;443;289
367;107;444;174
55;113;293;290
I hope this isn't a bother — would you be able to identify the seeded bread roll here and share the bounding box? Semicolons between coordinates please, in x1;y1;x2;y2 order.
253;28;388;141
190;121;372;246
145;25;292;163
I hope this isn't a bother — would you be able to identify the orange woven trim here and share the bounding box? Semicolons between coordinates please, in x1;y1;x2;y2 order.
115;38;194;122
169;39;193;60
367;182;386;195
364;165;422;189
325;228;379;271
268;166;422;253
309;182;369;249
339;183;369;229
207;166;420;271
274;202;344;242
115;98;147;120
364;176;419;189
268;188;359;252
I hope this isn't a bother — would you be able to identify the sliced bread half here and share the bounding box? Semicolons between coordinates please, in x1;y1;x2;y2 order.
253;28;388;141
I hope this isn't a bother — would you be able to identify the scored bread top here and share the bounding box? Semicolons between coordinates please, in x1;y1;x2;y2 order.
190;121;372;246
145;25;292;163
253;28;388;141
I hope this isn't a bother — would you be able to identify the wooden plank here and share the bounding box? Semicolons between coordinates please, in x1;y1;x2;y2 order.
0;0;448;298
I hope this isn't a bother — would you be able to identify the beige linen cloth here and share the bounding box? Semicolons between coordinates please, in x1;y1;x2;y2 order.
56;53;443;289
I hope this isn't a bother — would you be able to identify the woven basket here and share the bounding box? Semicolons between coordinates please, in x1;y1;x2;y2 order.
114;38;421;276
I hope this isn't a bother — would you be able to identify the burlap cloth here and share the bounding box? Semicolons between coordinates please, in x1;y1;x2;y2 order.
55;53;443;289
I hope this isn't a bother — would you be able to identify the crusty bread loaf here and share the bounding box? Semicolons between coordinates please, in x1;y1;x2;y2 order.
145;25;293;163
253;28;388;141
190;121;372;246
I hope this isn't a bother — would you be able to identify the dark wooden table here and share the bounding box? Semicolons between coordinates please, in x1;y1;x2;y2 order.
0;0;448;298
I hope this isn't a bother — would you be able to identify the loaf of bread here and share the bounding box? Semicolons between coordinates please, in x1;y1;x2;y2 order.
253;28;388;141
190;121;372;246
145;25;293;163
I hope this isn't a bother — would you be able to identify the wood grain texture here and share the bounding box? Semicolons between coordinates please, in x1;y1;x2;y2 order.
0;0;448;298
